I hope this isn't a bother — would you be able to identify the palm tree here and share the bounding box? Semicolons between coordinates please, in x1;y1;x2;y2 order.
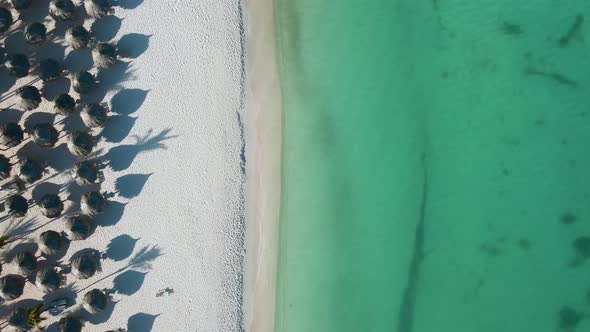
49;0;76;21
39;230;68;256
0;122;24;147
58;315;83;332
13;250;38;276
17;157;45;184
82;288;108;314
38;193;64;218
81;103;109;128
53;93;77;116
71;250;101;279
72;71;97;94
81;191;107;215
72;160;103;186
5;54;30;78
5;194;28;217
65;26;90;50
7;304;47;331
24;22;47;46
0;7;13;33
31;123;59;148
37;58;63;82
0;274;26;300
85;0;113;18
65;215;95;241
0;154;11;180
16;86;42;111
92;43;119;69
35;267;64;293
67;131;97;157
10;0;33;11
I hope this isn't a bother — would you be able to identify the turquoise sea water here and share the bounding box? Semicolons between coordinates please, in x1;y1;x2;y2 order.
274;1;590;332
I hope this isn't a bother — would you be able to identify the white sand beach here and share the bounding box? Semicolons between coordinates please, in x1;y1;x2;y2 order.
242;0;282;331
0;0;248;331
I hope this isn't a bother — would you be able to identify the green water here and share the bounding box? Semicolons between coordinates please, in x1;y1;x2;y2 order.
275;1;590;332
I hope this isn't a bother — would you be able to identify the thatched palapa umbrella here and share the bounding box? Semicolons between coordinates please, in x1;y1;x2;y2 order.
5;194;28;217
38;193;64;218
67;131;97;157
82;288;108;314
39;230;68;256
16;157;45;183
4;54;30;78
49;0;76;21
31;123;59;148
37;58;63;82
0;274;26;300
13;250;37;275
54;93;77;116
71;251;101;279
24;22;47;45
0;7;13;33
65;25;90;50
72;71;97;94
81;191;106;215
0;122;23;147
35;266;63;293
65;215;95;241
0;154;11;179
16;85;42;111
72;160;102;186
85;0;113;18
92;42;118;68
81;103;108;128
58;315;83;332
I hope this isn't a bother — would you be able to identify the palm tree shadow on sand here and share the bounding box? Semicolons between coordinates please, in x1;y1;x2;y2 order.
127;312;159;331
77;244;163;295
103;128;176;172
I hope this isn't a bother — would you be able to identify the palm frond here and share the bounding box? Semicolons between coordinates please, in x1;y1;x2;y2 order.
26;304;46;331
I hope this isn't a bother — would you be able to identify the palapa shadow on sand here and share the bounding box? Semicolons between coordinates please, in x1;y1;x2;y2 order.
91;16;123;42
102;114;137;143
102;88;149;143
95;201;127;227
114;173;151;198
116;0;145;10
63;48;94;72
31;182;62;201
127;312;159;331
117;33;151;59
110;88;149;115
104;128;175;172
104;234;139;261
113;270;146;296
0;108;23;124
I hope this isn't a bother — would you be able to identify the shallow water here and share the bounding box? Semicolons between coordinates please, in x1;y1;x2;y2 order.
275;1;590;331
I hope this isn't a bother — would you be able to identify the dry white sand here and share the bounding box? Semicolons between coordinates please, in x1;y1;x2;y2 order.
242;0;282;330
0;1;247;331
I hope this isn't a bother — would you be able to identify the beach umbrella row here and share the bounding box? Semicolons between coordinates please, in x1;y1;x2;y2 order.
0;247;102;301
5;288;108;332
0;1;136;330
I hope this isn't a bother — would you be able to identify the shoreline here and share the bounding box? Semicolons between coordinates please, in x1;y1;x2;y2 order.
242;0;282;331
